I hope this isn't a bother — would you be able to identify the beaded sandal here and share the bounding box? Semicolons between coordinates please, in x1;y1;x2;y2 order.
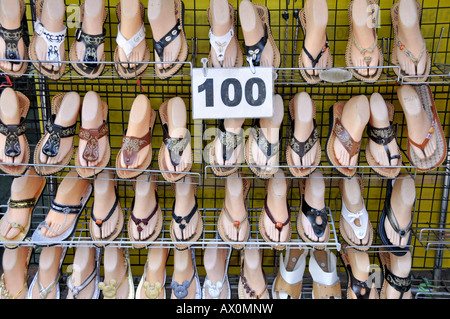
238;251;269;299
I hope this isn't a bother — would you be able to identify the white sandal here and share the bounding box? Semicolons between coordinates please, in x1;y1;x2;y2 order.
209;25;234;66
202;246;232;299
309;249;342;299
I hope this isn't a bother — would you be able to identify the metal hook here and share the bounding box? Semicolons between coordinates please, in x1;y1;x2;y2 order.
246;56;256;74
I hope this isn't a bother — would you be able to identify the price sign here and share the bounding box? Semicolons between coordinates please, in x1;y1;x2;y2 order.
191;66;274;120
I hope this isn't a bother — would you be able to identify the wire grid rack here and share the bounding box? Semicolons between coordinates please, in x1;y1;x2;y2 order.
0;0;448;299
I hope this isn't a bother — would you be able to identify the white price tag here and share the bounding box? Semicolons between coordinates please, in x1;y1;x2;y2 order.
191;66;274;120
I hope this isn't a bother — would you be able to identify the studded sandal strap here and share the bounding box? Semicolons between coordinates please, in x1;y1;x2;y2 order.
0;24;23;65
75;24;106;68
153;19;182;60
243;24;268;67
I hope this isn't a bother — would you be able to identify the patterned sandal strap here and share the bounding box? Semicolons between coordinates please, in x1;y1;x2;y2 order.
352;33;378;65
42;115;77;158
120;129;151;166
383;264;411;298
288;119;319;163
8;197;38;209
209;25;234;64
250;120;280;159
243;24;268;67
0;24;23;64
78;121;108;162
0;117;26;158
75;25;106;68
217;119;244;162
162;123;190;167
33;19;66;67
153;19;182;60
334;117;361;159
301;196;328;238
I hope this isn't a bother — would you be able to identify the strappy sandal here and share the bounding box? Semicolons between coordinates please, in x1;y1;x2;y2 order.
66;247;102;299
27;246;67;299
114;1;150;79
258;178;292;251
309;249;342;299
339;176;373;251
169;184;203;251
202;246;232;299
244;119;281;179
32;182;93;245
99;248;135;299
207;1;242;68
378;179;413;257
0;0;28;77
127;175;163;249
242;3;280;68
217;178;250;250
325;101;362;177
69;1;108;78
366;101;402;178
345;0;383;83
0;246;32;299
403;85;446;172
238;250;269;299
0;170;46;249
116;100;156;179
90;187;124;247
379;248;412;299
157;99;192;182
74;97;111;178
153;0;189;80
136;250;168;299
29;0;67;80
340;244;379;299
391;0;431;83
296;179;330;249
33;92;80;176
286;96;321;178
298;8;333;84
208;119;244;177
171;248;201;299
0;90;30;176
271;248;308;299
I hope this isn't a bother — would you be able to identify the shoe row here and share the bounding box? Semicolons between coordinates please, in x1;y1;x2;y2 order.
0;0;432;83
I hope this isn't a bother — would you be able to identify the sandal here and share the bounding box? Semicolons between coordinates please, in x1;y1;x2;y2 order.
202;246;232;299
391;0;431;83
244;119;281;179
136;248;168;299
0;89;30;176
345;0;383;82
69;1;108;78
0;0;28;77
29;0;67;80
309;249;342;299
27;246;68;299
66;246;102;299
0;169;46;249
113;1;150;79
0;246;32;299
171;248;201;299
207;1;243;68
217;177;250;250
33;92;80;176
208;119;244;177
153;0;189;80
286;95;321;178
271;248;308;299
238;249;269;299
379;248;412;299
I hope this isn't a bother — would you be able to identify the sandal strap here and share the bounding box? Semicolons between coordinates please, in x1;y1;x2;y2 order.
162;123;190;167
334;117;361;158
98;256;129;299
240;262;267;299
116;23;146;60
222;201;248;237
33;19;66;67
120;129;151;166
250;119;280;159
66;264;98;299
91;191;119;229
217;119;244;162
204;276;226;299
352;33;378;65
130;200;159;238
345;264;373;299
263;196;291;242
303;38;329;68
301;196;328;238
0;117;26;158
243;24;268;67
171;269;195;299
384;193;413;239
367;122;401;166
42;115;77;158
37;270;60;299
397;38;425;66
408;111;437;157
8;197;37;209
75;25;106;68
0;273;27;299
51;200;83;215
288;118;319;162
153;19;182;60
78;120;108;162
383;264;411;297
0;24;23;64
172;198;198;241
209;25;234;64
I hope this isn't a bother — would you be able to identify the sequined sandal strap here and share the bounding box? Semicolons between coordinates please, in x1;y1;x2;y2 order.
0;116;26;158
42;115;77;158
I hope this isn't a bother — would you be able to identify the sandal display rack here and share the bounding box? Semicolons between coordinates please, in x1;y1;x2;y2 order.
0;0;449;299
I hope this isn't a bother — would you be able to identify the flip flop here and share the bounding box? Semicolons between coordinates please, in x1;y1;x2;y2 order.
116;98;156;179
338;176;373;251
127;174;163;249
243;3;280;68
69;2;108;79
0;90;30;176
217;177;250;250
202;245;232;299
258;178;292;251
285;96;321;178
365;100;402;178
378;247;412;299
136;249;168;299
345;0;383;83
157;98;193;182
237;249;269;299
74;96;111;178
207;1;243;68
208;119;244;177
0;0;28;77
169;183;203;251
29;0;67;80
153;0;189;80
113;1;150;79
298;8;333;84
325;101;362;177
309;249;342;299
404;85;447;172
391;0;431;83
0;246;33;299
0;169;46;249
170;248;201;299
33;92;80;176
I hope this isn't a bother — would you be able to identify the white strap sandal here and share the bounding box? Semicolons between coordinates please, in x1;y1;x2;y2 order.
209;25;234;66
115;23;146;61
272;248;308;299
202;247;232;299
341;199;369;240
309;249;342;299
33;18;66;67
